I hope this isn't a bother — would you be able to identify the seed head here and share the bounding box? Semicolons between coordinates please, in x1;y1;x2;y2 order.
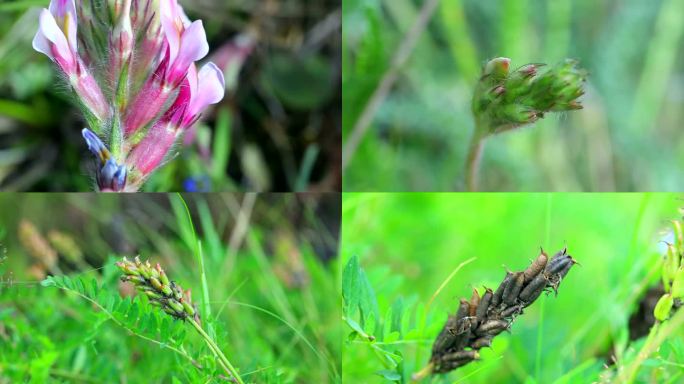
428;247;576;374
117;256;199;322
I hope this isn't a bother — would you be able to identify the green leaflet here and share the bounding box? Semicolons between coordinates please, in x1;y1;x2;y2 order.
40;275;187;347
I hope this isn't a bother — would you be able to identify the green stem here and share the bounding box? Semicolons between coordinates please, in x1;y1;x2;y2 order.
464;120;488;191
189;318;244;384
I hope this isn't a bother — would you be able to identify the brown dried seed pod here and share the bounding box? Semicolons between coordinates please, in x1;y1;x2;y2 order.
558;257;576;279
501;305;523;318
471;336;493;349
443;350;479;362
492;272;513;307
502;272;525;306
469;289;480;317
519;273;548;304
523;249;548;282
545;255;572;275
476;319;508;336
432;315;461;354
476;288;493;321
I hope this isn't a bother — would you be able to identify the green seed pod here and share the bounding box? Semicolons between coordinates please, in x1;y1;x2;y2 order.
181;298;196;316
654;294;674;322
671;267;684;299
664;244;680;288
145;290;162;300
158;268;170;287
673;220;683;252
149;276;163;291
168;299;185;314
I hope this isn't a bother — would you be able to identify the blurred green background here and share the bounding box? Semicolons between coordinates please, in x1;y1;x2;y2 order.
342;0;684;191
0;0;341;191
342;193;683;383
0;193;340;383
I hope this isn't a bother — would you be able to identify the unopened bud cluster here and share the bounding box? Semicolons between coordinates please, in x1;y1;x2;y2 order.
655;217;684;321
117;256;199;323
472;57;587;134
33;0;225;191
428;248;576;374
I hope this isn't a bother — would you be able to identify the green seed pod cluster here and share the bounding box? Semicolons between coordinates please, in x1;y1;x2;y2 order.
429;248;576;374
116;256;200;323
472;57;587;135
655;219;684;321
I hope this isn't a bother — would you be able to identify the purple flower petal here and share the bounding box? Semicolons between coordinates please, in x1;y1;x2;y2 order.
188;62;225;117
48;0;77;53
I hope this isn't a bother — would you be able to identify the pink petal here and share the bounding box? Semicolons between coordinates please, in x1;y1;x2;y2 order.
48;0;77;53
34;9;73;68
127;122;178;175
165;20;208;84
160;0;181;65
188;62;225;116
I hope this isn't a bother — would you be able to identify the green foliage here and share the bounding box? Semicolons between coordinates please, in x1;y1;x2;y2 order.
41;274;190;347
0;194;340;383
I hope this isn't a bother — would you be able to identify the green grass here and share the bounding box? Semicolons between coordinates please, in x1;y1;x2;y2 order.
0;193;341;383
342;0;684;191
341;193;684;383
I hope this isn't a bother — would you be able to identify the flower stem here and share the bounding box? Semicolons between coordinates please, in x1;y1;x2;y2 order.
464;119;488;191
189;318;244;384
411;361;434;382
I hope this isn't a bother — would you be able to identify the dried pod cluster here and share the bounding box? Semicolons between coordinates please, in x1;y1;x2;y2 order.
429;248;576;374
117;256;200;323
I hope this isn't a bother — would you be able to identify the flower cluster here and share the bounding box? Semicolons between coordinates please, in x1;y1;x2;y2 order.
33;0;225;191
117;256;199;323
423;248;576;376
472;57;587;135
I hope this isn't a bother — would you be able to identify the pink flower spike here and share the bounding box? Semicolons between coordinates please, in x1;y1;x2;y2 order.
33;9;77;73
183;62;225;127
164;20;209;86
127;121;179;176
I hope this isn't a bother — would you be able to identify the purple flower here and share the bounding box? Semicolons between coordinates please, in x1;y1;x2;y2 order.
126;62;225;176
82;129;127;192
33;0;109;122
32;0;227;191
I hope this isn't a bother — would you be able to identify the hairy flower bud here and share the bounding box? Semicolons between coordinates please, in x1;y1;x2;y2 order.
472;57;587;135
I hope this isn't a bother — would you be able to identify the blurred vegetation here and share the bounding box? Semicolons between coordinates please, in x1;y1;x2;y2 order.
343;0;684;191
0;0;341;191
0;193;341;383
342;193;684;383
